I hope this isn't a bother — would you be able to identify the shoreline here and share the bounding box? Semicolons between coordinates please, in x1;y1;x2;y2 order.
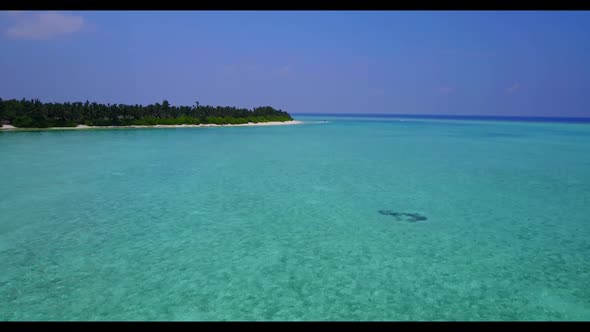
0;120;303;131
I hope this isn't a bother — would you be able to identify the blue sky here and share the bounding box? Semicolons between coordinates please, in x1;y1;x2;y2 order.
1;11;589;117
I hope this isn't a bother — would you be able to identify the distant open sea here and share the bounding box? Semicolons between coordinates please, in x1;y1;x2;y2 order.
293;113;590;124
1;114;589;320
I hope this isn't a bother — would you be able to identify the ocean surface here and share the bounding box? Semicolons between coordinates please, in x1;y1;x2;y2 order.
1;115;590;321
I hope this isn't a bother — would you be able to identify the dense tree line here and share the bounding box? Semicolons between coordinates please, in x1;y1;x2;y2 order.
0;98;293;128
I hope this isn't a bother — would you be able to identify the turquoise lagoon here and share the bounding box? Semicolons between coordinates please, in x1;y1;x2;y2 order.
1;115;589;320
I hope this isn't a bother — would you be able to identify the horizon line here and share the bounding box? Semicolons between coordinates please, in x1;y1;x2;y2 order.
291;112;590;120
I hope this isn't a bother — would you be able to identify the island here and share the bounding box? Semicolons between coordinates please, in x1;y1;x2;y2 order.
0;98;299;129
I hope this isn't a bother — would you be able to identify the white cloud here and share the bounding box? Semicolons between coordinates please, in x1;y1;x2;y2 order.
4;11;86;40
507;82;521;94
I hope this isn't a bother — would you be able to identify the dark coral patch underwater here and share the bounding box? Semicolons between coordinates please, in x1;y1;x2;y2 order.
378;210;428;222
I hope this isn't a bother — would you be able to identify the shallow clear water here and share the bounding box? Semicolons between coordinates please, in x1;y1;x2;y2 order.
1;116;590;321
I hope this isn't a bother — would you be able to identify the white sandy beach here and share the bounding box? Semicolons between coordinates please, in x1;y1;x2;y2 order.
0;120;303;131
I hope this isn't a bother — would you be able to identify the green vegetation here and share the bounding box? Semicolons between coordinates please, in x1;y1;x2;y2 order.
0;98;293;128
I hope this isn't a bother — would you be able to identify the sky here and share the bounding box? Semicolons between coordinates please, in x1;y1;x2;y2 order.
1;11;589;117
